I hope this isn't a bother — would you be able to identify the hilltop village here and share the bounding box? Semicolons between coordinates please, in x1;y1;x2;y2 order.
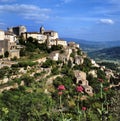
0;25;67;59
0;25;120;120
0;25;119;92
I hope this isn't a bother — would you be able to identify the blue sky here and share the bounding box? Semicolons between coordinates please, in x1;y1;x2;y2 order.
0;0;120;41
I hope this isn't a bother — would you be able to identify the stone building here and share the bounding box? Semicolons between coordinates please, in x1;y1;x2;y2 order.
0;39;20;59
0;29;20;59
57;39;67;46
21;32;47;43
68;42;79;48
48;51;59;61
22;26;67;47
44;30;59;39
40;26;45;34
74;55;84;65
88;70;97;78
8;25;27;36
22;26;58;41
74;70;93;96
0;30;5;40
5;31;17;42
0;48;4;56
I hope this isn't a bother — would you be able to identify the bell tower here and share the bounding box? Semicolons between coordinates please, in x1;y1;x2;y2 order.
40;26;45;34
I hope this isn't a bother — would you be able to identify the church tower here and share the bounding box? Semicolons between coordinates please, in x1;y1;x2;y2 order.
40;26;45;34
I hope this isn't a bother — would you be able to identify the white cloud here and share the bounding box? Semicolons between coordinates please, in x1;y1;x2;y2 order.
0;4;51;23
0;0;15;2
0;22;5;25
99;19;114;24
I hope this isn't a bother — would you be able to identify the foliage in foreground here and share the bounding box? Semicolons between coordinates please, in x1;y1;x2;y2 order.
0;78;119;121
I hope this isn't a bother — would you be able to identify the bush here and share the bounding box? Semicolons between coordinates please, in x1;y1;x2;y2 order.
11;56;17;61
97;69;106;79
50;45;63;51
21;75;34;86
70;52;75;58
4;51;9;57
0;55;3;58
41;59;56;68
18;61;37;67
20;48;26;56
51;67;59;75
11;64;19;68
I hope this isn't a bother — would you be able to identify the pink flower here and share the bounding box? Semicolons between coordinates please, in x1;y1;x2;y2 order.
98;78;104;83
58;91;63;95
104;87;109;91
57;85;65;91
82;107;87;111
76;86;84;92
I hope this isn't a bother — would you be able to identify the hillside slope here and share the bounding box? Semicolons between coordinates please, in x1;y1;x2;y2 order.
0;37;119;121
62;38;120;52
89;46;120;60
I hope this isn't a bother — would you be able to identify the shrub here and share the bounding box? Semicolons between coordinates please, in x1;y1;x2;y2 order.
18;61;37;67
0;55;3;58
51;67;59;75
41;59;56;68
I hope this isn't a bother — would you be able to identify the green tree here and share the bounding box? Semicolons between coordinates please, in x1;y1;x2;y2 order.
4;51;9;58
19;38;25;45
51;66;59;75
21;75;34;86
42;59;56;68
20;48;26;56
97;69;106;80
0;55;3;59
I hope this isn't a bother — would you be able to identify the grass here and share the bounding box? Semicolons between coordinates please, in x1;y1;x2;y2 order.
17;51;48;62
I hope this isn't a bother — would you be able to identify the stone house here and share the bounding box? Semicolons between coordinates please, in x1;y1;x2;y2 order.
74;70;87;84
44;30;59;39
0;30;20;59
47;39;67;47
9;50;20;59
91;59;100;68
0;48;4;56
48;46;72;63
21;26;67;48
74;70;93;96
59;53;68;63
40;26;59;39
0;60;17;69
68;42;79;48
74;55;84;65
82;85;93;96
22;26;58;43
48;51;59;61
5;31;17;42
8;25;27;36
0;30;5;40
105;69;114;81
58;47;72;63
21;32;47;43
88;70;97;78
56;39;67;47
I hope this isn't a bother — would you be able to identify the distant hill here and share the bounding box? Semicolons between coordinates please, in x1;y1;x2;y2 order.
88;47;120;60
62;38;120;52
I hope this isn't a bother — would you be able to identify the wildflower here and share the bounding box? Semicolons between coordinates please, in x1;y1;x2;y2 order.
58;91;63;96
76;86;84;92
82;107;87;111
104;87;109;91
98;78;104;83
57;85;65;91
